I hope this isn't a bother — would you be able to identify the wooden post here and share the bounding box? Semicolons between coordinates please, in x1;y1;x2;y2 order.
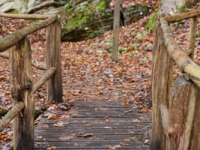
112;0;120;61
187;17;197;59
9;37;34;150
46;21;63;103
169;76;197;150
150;26;174;150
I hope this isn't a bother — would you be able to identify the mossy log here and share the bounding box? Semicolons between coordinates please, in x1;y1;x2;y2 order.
61;3;149;42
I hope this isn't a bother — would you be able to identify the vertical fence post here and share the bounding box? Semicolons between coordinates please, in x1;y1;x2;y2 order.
46;21;62;103
168;76;197;150
150;26;174;150
112;0;120;61
10;37;34;150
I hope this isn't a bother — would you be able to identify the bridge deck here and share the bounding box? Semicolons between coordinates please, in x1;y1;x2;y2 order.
34;100;151;149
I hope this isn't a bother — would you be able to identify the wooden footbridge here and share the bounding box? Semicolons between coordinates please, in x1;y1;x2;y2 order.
35;100;151;149
1;7;200;150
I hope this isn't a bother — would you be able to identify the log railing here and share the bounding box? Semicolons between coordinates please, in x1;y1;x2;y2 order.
0;13;62;150
151;9;200;150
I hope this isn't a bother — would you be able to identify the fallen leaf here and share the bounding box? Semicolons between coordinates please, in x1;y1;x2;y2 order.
108;144;122;149
59;136;74;141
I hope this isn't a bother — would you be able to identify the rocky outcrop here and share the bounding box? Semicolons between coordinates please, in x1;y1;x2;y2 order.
0;0;149;42
61;3;149;42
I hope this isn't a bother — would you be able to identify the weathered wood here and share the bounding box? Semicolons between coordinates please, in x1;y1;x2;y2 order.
0;15;57;52
10;37;34;150
33;67;56;93
161;17;200;87
190;88;200;149
150;26;173;150
187;17;197;59
160;104;170;150
0;13;51;20
35;100;151;149
164;9;200;23
0;52;46;70
0;102;24;132
112;0;120;61
168;76;197;150
46;21;62;103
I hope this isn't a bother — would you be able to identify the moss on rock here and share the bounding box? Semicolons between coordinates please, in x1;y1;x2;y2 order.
64;0;107;30
145;9;158;31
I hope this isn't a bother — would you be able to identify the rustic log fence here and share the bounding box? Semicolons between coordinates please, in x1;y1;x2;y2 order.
151;9;200;150
0;13;62;150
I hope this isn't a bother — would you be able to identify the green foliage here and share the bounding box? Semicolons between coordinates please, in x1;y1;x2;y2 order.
119;47;127;53
196;31;200;38
0;108;8;116
145;9;158;31
96;1;106;11
180;2;191;12
65;1;107;31
7;9;19;14
132;43;139;50
136;32;143;40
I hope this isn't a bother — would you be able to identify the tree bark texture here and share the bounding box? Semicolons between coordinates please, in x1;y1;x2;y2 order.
112;0;120;61
190;87;200;149
187;17;197;59
168;76;197;150
46;21;63;103
150;26;174;150
9;37;34;150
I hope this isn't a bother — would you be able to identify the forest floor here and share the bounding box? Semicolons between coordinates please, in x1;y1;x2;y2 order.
0;0;200;149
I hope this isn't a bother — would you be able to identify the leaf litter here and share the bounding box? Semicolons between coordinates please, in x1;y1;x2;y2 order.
1;1;200;149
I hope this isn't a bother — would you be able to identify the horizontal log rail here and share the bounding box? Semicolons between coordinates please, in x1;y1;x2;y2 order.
0;52;46;70
0;102;24;132
164;9;200;23
0;13;51;20
0;14;57;52
33;67;56;93
160;17;200;88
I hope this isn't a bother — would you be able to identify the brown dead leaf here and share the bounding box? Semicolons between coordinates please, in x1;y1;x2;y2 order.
108;144;122;149
59;136;74;141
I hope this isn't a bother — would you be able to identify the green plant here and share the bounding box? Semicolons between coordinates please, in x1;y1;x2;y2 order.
0;108;8;116
78;56;83;61
132;43;139;50
145;9;158;31
196;31;200;38
136;33;143;41
119;47;127;53
131;32;135;37
128;52;133;57
146;42;152;50
180;2;191;12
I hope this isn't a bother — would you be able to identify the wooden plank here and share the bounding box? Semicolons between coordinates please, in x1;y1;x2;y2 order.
46;21;63;103
35;100;151;149
10;37;34;150
34;141;148;149
39;118;151;124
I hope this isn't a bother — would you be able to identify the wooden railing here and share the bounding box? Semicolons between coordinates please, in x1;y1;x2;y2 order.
151;9;200;150
0;14;62;150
